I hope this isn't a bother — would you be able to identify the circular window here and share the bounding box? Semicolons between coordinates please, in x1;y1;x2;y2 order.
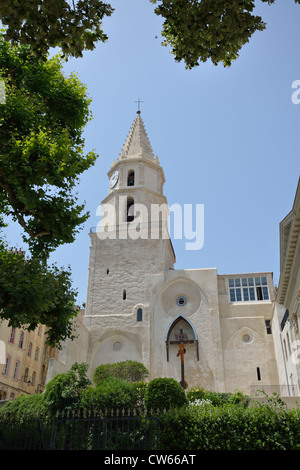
242;333;251;343
176;296;187;306
113;341;122;351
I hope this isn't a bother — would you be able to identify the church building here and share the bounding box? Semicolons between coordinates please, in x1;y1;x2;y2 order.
47;111;299;397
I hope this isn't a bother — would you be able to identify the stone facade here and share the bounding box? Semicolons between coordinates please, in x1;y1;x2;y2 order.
47;113;299;397
272;178;300;396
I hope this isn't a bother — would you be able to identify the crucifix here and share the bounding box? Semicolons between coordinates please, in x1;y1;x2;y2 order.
135;98;143;113
170;329;194;389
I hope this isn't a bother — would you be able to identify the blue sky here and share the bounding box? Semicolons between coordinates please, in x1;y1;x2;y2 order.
4;0;300;304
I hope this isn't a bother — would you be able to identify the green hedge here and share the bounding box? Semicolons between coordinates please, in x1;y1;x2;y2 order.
81;377;143;411
159;403;300;450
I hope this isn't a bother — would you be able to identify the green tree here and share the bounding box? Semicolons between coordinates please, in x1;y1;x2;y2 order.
0;36;97;345
0;0;114;59
1;1;299;68
0;246;79;347
151;0;300;68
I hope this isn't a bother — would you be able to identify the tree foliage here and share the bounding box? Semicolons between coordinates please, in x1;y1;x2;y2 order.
1;1;299;67
0;246;79;347
151;0;300;68
0;36;97;345
0;35;97;257
0;0;114;59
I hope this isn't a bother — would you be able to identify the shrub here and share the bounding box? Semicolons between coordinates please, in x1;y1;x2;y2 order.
159;399;300;450
186;387;206;402
144;378;187;411
44;362;91;413
81;377;140;411
187;387;249;408
93;361;149;385
0;393;46;417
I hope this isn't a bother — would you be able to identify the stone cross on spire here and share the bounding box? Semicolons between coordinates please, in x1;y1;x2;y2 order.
135;98;143;113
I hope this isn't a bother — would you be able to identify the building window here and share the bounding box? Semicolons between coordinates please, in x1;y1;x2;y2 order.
127;197;134;222
176;296;187;306
256;367;261;381
229;277;269;302
281;309;289;331
9;328;16;344
18;331;24;349
127;170;135;186
24;367;29;383
35;348;39;361
123;289;127;300
28;342;32;357
13;361;19;380
265;320;272;335
137;308;143;321
3;357;10;376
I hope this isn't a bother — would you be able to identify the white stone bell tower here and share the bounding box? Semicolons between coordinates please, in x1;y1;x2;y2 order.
83;111;175;373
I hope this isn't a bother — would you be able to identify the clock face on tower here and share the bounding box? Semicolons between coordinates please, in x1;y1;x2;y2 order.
109;170;119;189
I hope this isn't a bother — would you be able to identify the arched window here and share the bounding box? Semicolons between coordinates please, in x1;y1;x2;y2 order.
24;367;29;383
137;308;143;322
165;314;199;362
127;170;135;186
127;197;134;222
18;331;24;349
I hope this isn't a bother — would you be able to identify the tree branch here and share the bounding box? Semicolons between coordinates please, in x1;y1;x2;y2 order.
0;176;51;239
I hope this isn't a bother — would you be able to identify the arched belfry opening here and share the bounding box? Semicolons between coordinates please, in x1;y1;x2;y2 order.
126;197;134;222
165;315;199;362
127;170;135;186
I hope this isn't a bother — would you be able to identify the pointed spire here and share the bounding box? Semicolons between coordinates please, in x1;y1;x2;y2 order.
120;111;155;160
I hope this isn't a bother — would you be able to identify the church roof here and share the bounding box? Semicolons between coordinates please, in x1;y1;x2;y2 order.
120;111;155;160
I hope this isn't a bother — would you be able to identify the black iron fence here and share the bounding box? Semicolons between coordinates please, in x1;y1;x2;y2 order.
0;409;161;450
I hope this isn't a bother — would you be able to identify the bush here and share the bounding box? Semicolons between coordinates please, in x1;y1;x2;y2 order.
186;387;206;402
187;387;249;408
144;378;187;411
159;398;300;450
0;393;46;417
44;362;91;413
93;361;149;385
81;377;140;411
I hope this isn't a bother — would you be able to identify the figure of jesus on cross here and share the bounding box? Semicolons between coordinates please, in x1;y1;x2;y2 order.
170;329;194;389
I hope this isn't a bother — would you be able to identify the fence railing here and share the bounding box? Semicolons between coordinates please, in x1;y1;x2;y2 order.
0;409;161;450
250;384;299;397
